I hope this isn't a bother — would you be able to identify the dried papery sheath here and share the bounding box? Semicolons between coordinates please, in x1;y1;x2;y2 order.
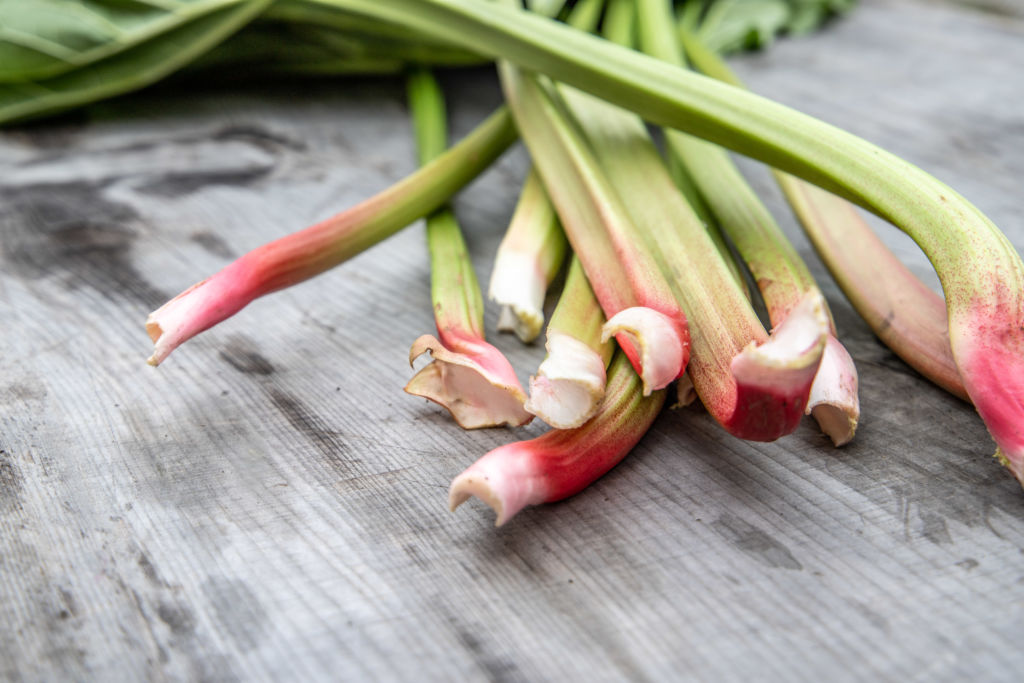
488;170;568;343
402;68;531;429
638;3;859;445
450;351;664;526
525;256;613;429
498;62;690;397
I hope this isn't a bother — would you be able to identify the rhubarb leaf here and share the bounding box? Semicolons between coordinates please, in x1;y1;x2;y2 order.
0;0;261;83
0;0;270;125
695;0;856;54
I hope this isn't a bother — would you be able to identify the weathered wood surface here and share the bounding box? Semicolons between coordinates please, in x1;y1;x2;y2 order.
2;1;1023;680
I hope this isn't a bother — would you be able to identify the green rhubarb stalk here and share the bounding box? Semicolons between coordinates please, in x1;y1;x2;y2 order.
679;25;967;402
498;61;691;397
147;104;516;365
498;0;690;399
552;80;828;441
599;0;751;333
525;255;615;428
636;0;859;445
322;0;1024;481
403;67;531;428
488;170;568;343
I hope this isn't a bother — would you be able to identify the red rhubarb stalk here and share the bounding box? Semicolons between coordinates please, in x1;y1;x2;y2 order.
674;28;967;403
497;63;690;397
145;105;516;365
450;350;665;526
551;81;829;441
403;67;531;428
637;1;859;445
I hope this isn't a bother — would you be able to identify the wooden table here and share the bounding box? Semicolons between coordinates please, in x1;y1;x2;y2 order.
2;1;1022;679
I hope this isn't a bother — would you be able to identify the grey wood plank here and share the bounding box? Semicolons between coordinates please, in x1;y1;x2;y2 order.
2;1;1023;681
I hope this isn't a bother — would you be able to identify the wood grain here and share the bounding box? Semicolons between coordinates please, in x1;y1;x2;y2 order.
2;1;1023;680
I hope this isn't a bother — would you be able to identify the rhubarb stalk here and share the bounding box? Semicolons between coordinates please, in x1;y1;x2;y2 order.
403;67;531;429
636;0;859;445
552;80;828;441
450;350;665;526
525;255;613;429
145;104;516;365
678;26;967;402
495;67;690;397
320;0;1024;481
488;170;568;343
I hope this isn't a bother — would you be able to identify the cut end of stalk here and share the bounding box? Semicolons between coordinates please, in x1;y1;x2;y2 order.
524;332;607;428
449;442;538;526
449;471;512;526
727;290;830;441
495;304;545;344
489;250;548;343
601;307;689;396
145;319;167;367
405;334;533;429
145;277;222;367
806;335;860;446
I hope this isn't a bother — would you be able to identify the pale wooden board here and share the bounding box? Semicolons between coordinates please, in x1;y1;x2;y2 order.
2;0;1023;680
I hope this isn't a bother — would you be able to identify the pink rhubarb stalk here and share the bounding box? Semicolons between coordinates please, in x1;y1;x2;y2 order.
403;68;531;429
450;350;665;526
548;77;828;441
639;4;859;445
776;178;966;401
497;62;690;397
146;105;516;365
679;4;964;404
525;255;614;428
488;170;568;343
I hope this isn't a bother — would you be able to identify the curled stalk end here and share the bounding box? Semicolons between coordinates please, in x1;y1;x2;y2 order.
489;250;547;343
727;290;830;441
524;332;607;428
448;468;519;527
807;335;860;446
601;307;690;396
405;333;533;429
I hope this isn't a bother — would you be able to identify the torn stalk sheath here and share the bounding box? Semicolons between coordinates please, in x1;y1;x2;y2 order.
145;105;516;366
403;68;531;428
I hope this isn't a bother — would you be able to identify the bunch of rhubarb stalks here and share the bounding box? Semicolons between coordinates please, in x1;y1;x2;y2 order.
137;0;1024;526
